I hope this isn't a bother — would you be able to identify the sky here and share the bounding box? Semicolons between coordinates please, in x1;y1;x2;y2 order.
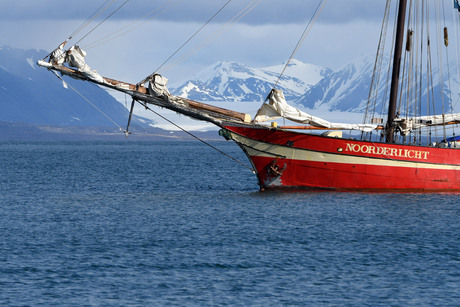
0;0;387;84
0;0;389;130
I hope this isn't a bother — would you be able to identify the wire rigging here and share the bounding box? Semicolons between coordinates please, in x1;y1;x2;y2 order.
42;0;116;61
139;0;232;86
452;2;460;110
136;101;255;172
42;0;268;171
155;0;262;76
70;0;116;41
364;0;392;127
74;0;131;46
271;0;328;91
49;70;128;135
84;0;184;50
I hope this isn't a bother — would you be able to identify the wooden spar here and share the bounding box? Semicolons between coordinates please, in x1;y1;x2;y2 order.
181;98;251;123
37;61;251;123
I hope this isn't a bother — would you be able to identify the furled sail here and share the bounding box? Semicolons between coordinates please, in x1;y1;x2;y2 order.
148;74;171;99
396;113;460;135
51;45;104;83
147;74;190;107
254;89;378;132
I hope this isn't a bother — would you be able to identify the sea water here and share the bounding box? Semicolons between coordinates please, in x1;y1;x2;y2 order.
1;140;460;306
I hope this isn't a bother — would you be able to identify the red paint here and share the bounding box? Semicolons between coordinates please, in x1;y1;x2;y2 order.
223;125;460;191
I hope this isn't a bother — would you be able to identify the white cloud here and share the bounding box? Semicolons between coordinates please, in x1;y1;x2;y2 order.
0;0;386;24
0;0;386;80
1;16;380;78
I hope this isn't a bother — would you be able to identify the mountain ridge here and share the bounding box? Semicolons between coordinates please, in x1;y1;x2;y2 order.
168;55;380;114
171;59;331;103
3;45;458;134
170;54;459;119
0;46;155;130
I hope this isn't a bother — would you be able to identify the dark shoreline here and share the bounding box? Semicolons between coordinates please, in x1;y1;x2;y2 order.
0;121;220;141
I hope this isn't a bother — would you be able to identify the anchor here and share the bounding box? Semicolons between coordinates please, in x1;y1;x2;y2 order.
262;158;287;187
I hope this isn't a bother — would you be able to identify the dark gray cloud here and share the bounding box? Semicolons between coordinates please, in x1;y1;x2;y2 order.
1;0;386;25
0;0;390;83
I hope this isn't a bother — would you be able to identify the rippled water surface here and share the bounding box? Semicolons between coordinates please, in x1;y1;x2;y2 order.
1;141;460;305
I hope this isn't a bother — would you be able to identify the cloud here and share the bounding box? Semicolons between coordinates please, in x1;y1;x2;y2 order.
0;0;386;84
1;0;386;25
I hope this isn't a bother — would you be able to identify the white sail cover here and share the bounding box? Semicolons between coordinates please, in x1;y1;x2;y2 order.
400;114;460;128
254;89;378;132
397;113;460;134
148;74;171;98
50;46;66;65
65;46;104;83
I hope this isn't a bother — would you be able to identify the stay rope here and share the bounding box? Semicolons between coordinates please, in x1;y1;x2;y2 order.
136;100;255;173
139;0;233;85
84;0;184;50
42;0;116;61
48;68;253;172
271;0;328;91
74;0;131;46
154;0;262;76
50;70;128;136
70;0;116;41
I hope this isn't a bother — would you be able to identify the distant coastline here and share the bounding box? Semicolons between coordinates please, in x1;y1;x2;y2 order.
0;121;220;141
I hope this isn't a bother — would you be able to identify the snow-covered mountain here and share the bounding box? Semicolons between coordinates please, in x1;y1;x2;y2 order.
295;55;375;112
263;59;327;86
170;54;460;119
4;44;458;131
0;46;153;129
171;59;331;102
296;54;459;115
170;56;380;113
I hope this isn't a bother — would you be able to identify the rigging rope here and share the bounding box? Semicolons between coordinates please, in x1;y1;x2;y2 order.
139;0;232;85
70;0;116;41
136;100;255;173
441;2;455;117
452;1;460;110
49;70;128;136
50;69;254;170
363;0;392;134
74;0;131;46
84;0;184;50
155;0;262;76
271;0;328;91
42;0;116;61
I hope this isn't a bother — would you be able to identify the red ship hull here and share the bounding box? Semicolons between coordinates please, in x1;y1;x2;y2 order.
222;125;460;191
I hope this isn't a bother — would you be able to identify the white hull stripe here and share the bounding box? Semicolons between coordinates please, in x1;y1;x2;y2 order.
231;133;460;171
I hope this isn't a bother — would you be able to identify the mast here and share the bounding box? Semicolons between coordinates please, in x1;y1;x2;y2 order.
386;0;408;143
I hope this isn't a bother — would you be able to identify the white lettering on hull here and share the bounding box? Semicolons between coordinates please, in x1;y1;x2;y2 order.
344;143;429;160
